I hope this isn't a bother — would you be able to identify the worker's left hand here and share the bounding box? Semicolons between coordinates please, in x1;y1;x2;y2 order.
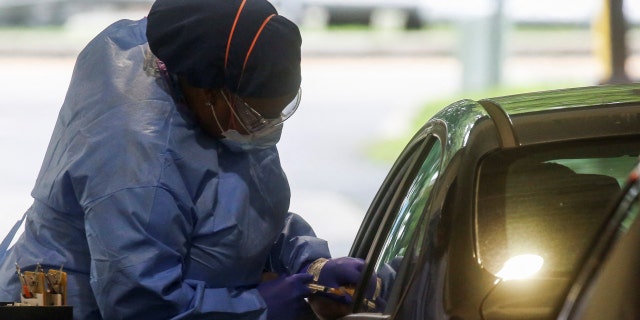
257;273;313;320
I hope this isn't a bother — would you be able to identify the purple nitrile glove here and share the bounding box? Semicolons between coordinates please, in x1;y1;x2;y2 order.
304;257;364;304
314;257;365;288
257;273;313;320
307;257;381;305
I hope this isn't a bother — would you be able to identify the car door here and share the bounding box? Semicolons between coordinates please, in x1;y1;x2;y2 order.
556;161;640;320
346;124;445;318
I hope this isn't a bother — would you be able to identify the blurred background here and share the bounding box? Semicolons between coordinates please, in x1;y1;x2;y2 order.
1;0;638;257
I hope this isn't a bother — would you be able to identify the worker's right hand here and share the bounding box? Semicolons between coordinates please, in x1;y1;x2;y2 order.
311;257;364;289
306;257;381;305
257;273;313;320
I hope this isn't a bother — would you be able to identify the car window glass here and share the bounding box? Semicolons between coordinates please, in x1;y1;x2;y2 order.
370;138;442;311
477;151;635;275
564;174;640;320
474;139;639;319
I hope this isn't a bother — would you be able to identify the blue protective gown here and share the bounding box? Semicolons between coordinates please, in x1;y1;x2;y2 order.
0;18;330;319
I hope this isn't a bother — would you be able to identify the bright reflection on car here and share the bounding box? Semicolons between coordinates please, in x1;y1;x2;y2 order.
496;254;544;281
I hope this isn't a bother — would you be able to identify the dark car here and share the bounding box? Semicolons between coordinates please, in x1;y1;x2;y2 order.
338;83;640;319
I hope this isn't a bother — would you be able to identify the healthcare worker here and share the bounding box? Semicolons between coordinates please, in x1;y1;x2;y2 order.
0;0;368;319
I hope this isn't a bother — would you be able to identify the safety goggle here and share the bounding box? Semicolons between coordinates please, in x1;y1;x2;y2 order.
220;87;301;133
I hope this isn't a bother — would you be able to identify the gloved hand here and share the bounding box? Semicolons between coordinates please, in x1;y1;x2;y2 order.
306;257;364;303
310;257;364;289
306;257;378;304
257;273;313;320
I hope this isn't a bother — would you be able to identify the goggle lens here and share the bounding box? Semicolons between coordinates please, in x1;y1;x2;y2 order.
224;87;302;133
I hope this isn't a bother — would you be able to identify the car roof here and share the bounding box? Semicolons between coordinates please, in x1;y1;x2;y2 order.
427;83;640;157
484;83;640;115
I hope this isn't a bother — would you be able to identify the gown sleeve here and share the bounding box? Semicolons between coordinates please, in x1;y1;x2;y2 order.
85;186;268;320
265;212;332;275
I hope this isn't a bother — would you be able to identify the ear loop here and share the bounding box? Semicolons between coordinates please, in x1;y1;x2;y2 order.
209;90;256;135
207;101;225;135
219;90;252;133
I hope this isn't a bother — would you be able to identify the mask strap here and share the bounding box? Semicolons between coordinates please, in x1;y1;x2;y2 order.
237;14;275;89
242;14;275;73
225;0;247;70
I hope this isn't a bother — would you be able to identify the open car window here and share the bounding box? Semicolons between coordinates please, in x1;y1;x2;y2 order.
360;137;442;313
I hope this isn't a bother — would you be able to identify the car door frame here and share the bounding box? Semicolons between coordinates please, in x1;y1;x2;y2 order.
347;120;449;318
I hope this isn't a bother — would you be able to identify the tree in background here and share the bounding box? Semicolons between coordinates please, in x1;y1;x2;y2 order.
594;0;630;84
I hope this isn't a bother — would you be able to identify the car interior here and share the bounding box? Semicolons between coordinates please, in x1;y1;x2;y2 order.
474;140;638;319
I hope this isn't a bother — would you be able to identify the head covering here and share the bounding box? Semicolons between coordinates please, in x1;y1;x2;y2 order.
146;0;302;98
